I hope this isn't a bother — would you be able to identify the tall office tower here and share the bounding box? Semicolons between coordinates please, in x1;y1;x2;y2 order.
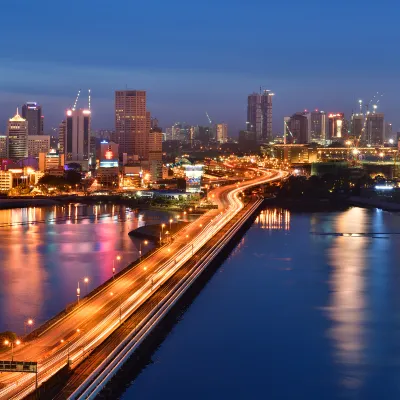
385;122;393;141
247;89;274;142
365;113;385;145
216;123;228;143
285;113;309;144
65;108;91;166
328;113;345;140
115;90;150;159
27;135;50;158
22;102;43;135
351;114;364;140
151;117;159;130
310;110;326;142
7;109;28;160
0;136;7;158
58;120;66;154
148;131;163;180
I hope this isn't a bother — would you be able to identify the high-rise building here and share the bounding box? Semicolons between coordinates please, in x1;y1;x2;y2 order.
27;135;50;158
351;114;364;140
385;122;393;142
238;130;258;152
58;120;66;154
148;131;163;181
64;108;91;167
115;90;150;159
247;90;274;142
365;113;385;145
310;110;326;142
7;109;28;160
285;113;309;144
22;102;43;135
328;113;345;140
0;136;7;158
216;123;228;143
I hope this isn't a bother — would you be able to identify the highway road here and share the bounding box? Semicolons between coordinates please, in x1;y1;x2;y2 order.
0;167;286;400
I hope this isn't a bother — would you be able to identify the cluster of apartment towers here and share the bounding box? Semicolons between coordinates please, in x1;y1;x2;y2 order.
245;90;392;146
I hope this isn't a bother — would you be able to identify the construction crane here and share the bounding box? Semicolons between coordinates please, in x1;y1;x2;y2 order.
205;112;212;125
72;89;81;111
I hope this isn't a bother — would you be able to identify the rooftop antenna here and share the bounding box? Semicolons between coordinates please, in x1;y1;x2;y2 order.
88;89;91;110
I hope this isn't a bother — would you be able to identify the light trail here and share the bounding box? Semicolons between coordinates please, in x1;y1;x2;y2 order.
0;168;287;400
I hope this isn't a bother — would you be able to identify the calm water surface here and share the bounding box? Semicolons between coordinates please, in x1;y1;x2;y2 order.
122;207;400;400
0;204;186;334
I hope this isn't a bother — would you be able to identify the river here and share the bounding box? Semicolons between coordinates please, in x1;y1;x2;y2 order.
0;204;186;335
120;207;400;400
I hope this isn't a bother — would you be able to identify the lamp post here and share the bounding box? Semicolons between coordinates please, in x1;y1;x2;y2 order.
139;240;148;261
77;282;80;304
169;218;173;231
112;255;121;279
160;223;166;245
24;318;34;335
110;292;122;324
4;339;21;361
83;277;89;295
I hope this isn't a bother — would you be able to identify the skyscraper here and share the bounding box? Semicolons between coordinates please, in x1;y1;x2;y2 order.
365;113;385;145
22;102;43;135
7;109;28;160
115;90;150;159
310;110;326;142
247;90;273;142
58;120;66;154
285;113;309;144
328;113;345;140
64;108;91;167
148;131;163;180
351;114;364;140
216;123;228;143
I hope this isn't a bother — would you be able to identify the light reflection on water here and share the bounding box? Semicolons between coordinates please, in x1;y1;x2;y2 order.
0;204;182;334
121;207;400;400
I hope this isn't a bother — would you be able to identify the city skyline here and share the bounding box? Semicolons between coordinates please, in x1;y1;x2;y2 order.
0;1;399;134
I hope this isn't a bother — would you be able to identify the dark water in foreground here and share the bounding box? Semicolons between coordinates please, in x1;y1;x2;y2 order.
121;207;400;400
0;204;187;334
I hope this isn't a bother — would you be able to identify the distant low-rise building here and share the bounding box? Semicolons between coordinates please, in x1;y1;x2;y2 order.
0;171;12;192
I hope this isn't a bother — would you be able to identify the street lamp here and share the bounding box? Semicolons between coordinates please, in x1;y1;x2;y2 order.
24;318;34;335
169;218;173;231
139;240;148;260
77;282;80;304
160;223;166;245
83;277;89;295
112;255;121;279
110;291;122;324
4;339;21;361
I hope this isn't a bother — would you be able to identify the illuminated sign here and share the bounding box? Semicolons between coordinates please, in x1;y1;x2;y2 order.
99;160;118;168
0;361;37;373
184;165;204;193
105;150;113;160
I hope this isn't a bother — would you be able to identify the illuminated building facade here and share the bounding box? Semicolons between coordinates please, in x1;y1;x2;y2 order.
22;102;43;135
0;171;12;192
0;136;7;158
38;150;65;172
216;123;228;143
328;113;344;140
184;165;204;193
65;108;91;168
27;135;50;158
7;110;28;160
115;90;150;159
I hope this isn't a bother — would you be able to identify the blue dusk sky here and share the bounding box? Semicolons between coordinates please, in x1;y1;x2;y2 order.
0;0;399;136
